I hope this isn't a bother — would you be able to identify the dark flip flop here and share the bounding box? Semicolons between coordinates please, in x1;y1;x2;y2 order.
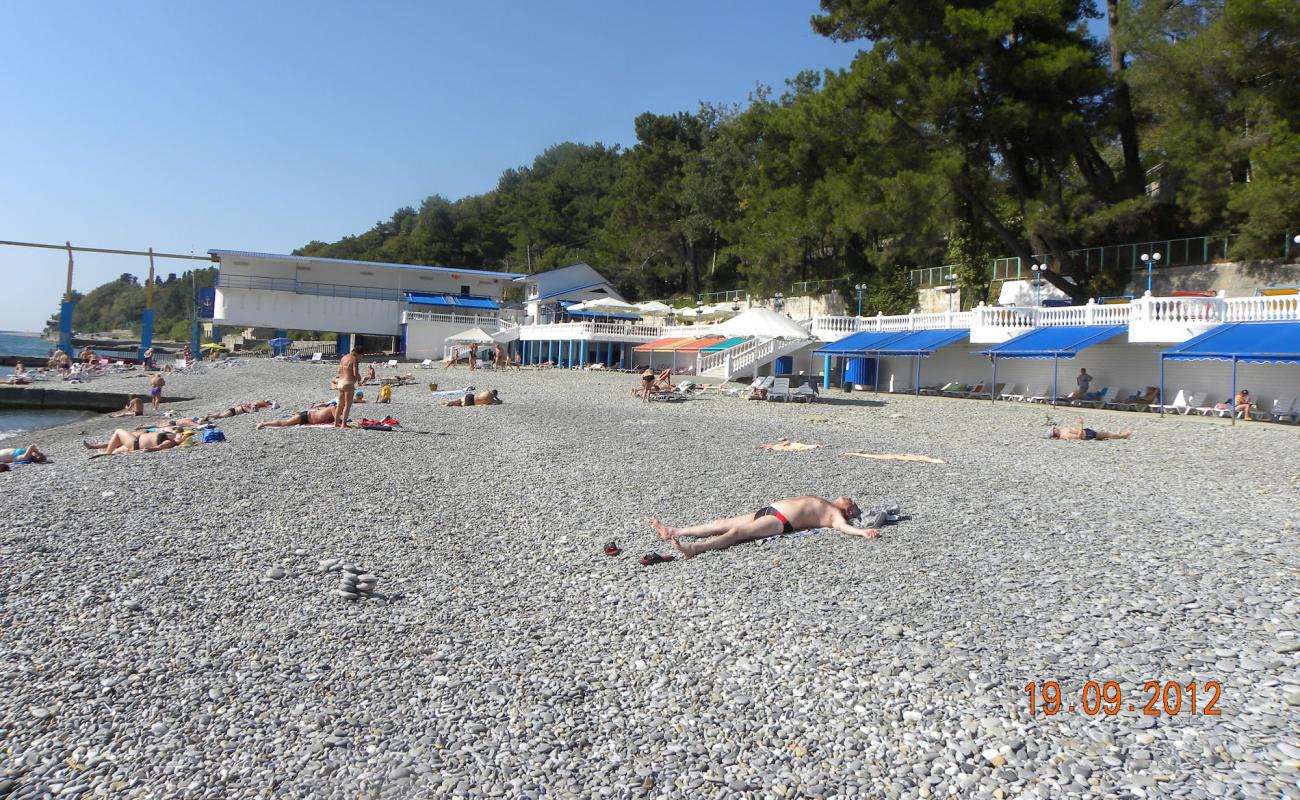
603;541;620;557
639;553;674;566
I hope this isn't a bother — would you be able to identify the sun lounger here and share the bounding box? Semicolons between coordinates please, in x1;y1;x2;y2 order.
1175;391;1208;415
999;383;1024;401
970;383;1004;400
386;359;398;368
792;378;818;403
939;382;971;397
418;359;433;369
1022;385;1052;403
767;377;792;402
1159;389;1189;414
310;352;323;362
1073;387;1117;408
1269;396;1297;423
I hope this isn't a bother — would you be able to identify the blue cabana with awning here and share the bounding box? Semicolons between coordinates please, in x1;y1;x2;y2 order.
861;329;970;395
813;331;911;389
1160;321;1300;422
981;325;1128;404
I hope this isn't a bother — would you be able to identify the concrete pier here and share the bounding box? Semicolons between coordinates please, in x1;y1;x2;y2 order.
0;385;190;412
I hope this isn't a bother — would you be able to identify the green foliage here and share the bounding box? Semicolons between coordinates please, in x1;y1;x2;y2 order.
59;6;1292;321
49;268;217;339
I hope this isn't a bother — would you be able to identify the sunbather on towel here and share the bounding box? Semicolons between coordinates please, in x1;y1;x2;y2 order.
441;389;501;407
0;444;49;464
109;396;146;417
653;495;877;558
1049;417;1133;441
256;406;338;430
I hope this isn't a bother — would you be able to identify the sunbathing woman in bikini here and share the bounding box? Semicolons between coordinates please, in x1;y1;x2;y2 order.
86;429;179;457
0;444;49;465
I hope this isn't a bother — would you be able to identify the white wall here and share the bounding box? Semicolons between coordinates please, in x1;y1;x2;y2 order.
215;288;401;335
405;320;499;360
218;255;509;297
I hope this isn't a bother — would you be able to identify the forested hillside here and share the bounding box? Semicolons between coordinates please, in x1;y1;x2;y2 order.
55;1;1298;331
298;1;1299;307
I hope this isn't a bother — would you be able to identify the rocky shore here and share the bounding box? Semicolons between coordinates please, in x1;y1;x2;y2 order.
2;359;1297;799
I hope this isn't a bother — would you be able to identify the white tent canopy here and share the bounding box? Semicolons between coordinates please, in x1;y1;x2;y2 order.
635;300;673;314
673;306;698;318
445;326;497;344
568;297;639;313
714;308;812;339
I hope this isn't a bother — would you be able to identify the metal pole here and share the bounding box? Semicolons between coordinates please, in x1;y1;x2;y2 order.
914;354;920;397
1230;357;1238;427
991;357;997;403
59;241;76;356
1159;356;1165;418
139;248;156;361
1051;355;1059;407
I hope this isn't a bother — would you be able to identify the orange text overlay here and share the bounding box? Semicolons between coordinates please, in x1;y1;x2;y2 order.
1024;680;1223;716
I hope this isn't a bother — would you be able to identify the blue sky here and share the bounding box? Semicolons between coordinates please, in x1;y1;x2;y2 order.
0;1;859;331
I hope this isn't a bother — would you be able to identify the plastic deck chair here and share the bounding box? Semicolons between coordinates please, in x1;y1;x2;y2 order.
1073;387;1115;408
1269;397;1297;423
767;377;792;402
1177;391;1208;415
792;377;818;403
310;352;322;362
1022;385;1052;403
1159;389;1189;415
999;383;1024;401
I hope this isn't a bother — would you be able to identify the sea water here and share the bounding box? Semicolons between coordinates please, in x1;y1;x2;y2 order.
0;331;94;442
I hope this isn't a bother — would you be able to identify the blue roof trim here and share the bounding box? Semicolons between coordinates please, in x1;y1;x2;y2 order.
1161;321;1300;364
865;328;969;356
537;282;614;301
981;325;1127;359
404;293;500;310
209;249;523;279
813;330;910;356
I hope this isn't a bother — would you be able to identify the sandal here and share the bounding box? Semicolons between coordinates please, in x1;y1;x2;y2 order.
603;541;620;557
639;553;674;566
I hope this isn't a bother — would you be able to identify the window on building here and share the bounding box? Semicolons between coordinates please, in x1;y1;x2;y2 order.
460;285;470;295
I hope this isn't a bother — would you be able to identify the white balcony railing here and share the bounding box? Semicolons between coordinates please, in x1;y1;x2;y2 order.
402;310;502;327
518;320;666;340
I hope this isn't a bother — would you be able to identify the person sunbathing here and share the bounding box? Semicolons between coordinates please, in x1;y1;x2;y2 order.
653;495;877;558
1124;386;1159;407
1049;418;1133;441
0;444;49;465
256;406;338;430
208;399;274;418
87;429;178;457
376;373;414;385
109;396;145;417
441;389;501;407
360;363;378;385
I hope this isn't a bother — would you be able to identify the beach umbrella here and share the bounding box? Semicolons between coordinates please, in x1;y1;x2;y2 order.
572;297;638;313
635;300;672;314
715;308;813;339
200;343;225;350
266;337;293;348
446;327;496;344
673;306;697;319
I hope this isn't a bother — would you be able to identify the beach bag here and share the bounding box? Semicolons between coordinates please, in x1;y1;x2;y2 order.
201;428;226;444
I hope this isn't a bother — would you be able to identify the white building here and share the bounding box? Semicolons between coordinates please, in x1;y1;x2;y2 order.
209;249;522;355
517;263;626;324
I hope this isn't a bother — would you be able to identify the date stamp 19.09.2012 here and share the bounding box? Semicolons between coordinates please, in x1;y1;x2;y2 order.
1024;680;1223;717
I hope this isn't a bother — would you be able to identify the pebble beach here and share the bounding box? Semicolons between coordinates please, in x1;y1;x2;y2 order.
2;359;1297;799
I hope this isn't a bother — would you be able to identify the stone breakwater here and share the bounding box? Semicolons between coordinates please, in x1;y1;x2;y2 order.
1;360;1297;799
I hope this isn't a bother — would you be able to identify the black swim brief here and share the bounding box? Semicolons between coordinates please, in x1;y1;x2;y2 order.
296;410;311;425
754;506;794;534
1083;428;1097;440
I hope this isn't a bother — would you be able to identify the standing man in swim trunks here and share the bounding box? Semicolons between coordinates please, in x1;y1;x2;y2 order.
334;343;363;428
468;343;479;372
148;373;165;412
652;495;877;557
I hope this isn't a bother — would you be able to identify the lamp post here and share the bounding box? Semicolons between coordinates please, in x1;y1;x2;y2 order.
854;283;867;316
773;292;785;316
1031;263;1048;307
1140;251;1162;293
943;273;958;313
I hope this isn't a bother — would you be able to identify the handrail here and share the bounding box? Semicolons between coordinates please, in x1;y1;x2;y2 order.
402;310;502;326
696;289;748;304
789;277;847;296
